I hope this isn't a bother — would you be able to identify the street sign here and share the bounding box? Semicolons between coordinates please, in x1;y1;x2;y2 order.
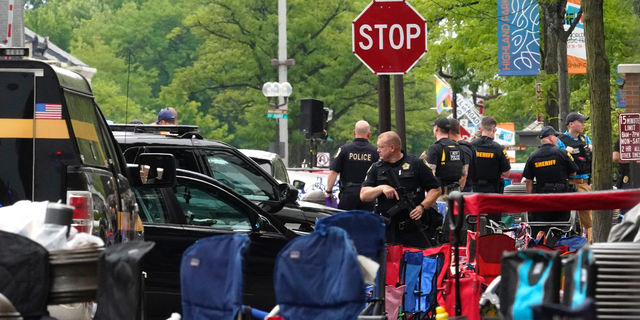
316;152;330;167
619;113;640;161
504;144;528;151
456;94;482;126
352;0;427;74
267;109;289;119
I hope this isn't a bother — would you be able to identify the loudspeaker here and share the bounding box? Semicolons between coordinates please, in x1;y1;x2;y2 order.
299;99;324;135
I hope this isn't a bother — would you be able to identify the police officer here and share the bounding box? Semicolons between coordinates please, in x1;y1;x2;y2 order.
523;126;579;236
326;120;379;210
425;117;465;195
361;132;442;247
470;116;511;224
557;112;593;242
449;118;474;192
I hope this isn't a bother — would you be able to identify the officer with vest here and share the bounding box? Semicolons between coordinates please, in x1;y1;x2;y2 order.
425;117;465;196
361;131;442;247
557;112;593;242
470;116;511;225
326;120;379;210
523;126;579;236
449;118;474;192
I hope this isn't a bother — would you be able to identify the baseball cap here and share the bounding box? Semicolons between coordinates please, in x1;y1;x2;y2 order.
430;117;451;129
566;112;589;124
538;126;562;139
155;109;175;123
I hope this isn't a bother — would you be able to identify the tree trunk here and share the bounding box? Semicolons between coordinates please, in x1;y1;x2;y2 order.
541;2;560;130
583;0;613;242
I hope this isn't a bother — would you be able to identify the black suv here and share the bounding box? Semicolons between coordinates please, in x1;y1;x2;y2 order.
0;60;175;244
111;125;339;231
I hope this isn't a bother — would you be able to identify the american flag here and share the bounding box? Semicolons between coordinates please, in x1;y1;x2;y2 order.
35;103;62;119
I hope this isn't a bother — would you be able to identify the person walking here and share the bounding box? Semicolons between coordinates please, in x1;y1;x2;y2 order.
449;118;474;192
557;112;593;242
612;137;638;223
523;126;579;237
153;109;177;125
326;120;379;210
470;116;511;225
425;117;465;196
361;132;442;247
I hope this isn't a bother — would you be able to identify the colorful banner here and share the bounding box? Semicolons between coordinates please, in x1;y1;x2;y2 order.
435;75;452;114
565;0;586;74
497;0;540;76
617;77;627;108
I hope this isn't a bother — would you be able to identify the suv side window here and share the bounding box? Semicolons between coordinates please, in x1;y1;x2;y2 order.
173;180;252;231
273;158;289;184
203;150;275;201
145;148;200;173
65;93;109;167
134;188;170;223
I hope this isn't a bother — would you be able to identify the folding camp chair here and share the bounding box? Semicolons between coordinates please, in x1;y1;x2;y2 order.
180;234;268;320
315;210;386;319
274;226;366;320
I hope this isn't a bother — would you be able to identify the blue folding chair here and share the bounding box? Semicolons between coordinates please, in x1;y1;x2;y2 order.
274;226;367;320
180;234;268;320
315;210;387;319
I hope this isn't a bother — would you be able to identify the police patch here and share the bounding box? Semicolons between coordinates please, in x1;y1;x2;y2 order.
335;148;341;157
567;152;574;161
402;163;410;170
624;176;629;183
503;149;508;156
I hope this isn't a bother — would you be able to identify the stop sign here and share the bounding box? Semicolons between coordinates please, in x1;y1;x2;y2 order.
352;0;427;74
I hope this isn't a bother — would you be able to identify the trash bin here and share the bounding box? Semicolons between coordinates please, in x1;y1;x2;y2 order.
48;247;104;305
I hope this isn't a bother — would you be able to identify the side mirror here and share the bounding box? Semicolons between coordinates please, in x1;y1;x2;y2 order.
278;183;299;204
136;153;177;188
292;180;305;190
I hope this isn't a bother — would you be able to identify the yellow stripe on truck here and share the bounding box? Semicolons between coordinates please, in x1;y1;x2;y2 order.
70;120;100;142
0;119;70;139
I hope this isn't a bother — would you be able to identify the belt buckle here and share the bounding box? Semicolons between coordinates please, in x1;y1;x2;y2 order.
399;221;405;230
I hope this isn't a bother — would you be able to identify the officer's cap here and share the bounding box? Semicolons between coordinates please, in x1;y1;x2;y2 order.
430;117;451;129
538;126;562;139
155;109;175;123
566;112;589;124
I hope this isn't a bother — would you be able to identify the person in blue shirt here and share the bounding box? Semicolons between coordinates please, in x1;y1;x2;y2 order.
557;112;593;243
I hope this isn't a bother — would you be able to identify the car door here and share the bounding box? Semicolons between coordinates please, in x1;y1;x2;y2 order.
173;175;291;311
134;186;192;319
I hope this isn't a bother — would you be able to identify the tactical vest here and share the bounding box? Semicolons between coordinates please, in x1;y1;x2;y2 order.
374;156;425;214
531;153;569;193
472;143;501;182
559;134;592;175
435;140;463;184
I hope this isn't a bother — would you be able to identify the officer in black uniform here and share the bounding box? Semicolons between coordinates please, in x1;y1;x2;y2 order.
470;116;511;224
449;119;474;192
326;120;379;210
523;126;578;236
361;131;442;248
425;117;465;195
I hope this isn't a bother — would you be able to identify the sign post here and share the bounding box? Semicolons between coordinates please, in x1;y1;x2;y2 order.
619;113;640;161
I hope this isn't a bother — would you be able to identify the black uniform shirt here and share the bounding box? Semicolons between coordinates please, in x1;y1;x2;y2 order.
362;153;440;216
330;138;379;185
456;141;474;192
470;136;511;180
523;144;578;183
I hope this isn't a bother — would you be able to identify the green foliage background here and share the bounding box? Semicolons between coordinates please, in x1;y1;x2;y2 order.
24;0;640;166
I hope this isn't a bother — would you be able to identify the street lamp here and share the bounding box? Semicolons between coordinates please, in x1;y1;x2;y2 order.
262;81;292;108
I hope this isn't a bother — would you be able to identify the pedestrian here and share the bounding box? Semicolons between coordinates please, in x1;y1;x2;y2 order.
360;131;442;247
470;116;511;225
165;107;178;124
154;109;177;125
557;112;593;242
522;126;579;237
326;120;379;210
425;117;465;195
449;118;475;192
612;138;638;223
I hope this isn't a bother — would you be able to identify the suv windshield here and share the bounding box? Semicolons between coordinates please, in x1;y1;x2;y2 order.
203;150;274;201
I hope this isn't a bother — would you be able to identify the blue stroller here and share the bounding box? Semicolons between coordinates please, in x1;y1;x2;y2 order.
314;210;387;319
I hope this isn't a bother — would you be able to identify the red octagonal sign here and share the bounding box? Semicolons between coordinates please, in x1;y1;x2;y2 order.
353;0;427;74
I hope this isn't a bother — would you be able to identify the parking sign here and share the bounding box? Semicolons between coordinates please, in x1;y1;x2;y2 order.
619;113;640;161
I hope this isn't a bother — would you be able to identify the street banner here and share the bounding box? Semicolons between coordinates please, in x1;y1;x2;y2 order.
435;75;452;114
616;77;627;108
497;0;540;76
496;123;516;162
565;0;586;74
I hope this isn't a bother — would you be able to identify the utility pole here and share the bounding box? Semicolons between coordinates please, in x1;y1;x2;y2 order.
277;0;289;166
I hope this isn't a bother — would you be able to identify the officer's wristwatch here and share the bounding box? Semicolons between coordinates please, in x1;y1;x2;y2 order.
325;191;332;195
418;204;426;211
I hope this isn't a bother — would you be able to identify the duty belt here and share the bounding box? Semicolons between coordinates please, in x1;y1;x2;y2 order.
341;182;361;188
473;180;497;186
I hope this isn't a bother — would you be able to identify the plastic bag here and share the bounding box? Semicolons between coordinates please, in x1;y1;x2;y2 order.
31;224;68;250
